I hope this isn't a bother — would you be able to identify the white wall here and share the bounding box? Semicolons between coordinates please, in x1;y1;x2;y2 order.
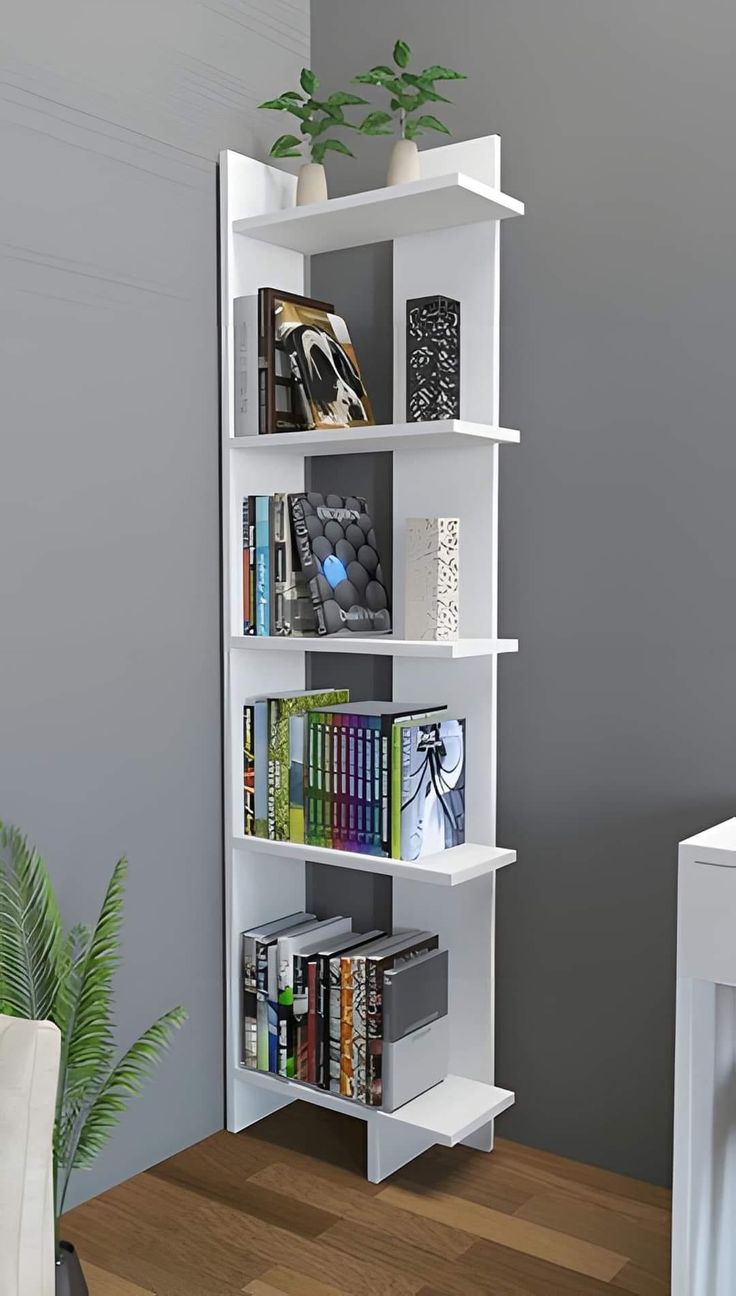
0;0;308;1206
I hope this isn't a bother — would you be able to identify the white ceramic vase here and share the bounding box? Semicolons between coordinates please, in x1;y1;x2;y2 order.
387;138;420;186
296;162;327;206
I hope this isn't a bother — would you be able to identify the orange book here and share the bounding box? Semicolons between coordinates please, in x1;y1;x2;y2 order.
339;955;355;1097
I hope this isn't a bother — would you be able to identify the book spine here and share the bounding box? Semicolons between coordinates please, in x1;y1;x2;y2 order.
268;497;278;636
242;934;257;1068
305;712;318;847
391;722;402;858
248;496;256;633
365;957;383;1106
381;718;393;856
339;956;354;1097
293;952;309;1081
328;955;342;1092
243;704;255;837
316;952;329;1088
288;494;328;635
323;714;333;850
351;955;368;1103
289;713;305;843
254;699;268;838
242;498;250;633
267;943;279;1073
266;698;277;840
255;937;270;1071
277;945;292;1078
307;959;318;1084
347;719;357;850
255;496;270;636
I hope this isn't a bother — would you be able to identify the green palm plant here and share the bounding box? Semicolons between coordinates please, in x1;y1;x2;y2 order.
0;822;186;1241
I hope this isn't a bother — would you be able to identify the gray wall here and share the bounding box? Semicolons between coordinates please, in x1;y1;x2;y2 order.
311;0;736;1186
0;0;308;1206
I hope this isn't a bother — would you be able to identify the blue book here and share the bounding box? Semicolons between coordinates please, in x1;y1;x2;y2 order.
255;495;270;636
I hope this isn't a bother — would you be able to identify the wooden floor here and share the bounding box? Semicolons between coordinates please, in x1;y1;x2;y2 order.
64;1104;671;1296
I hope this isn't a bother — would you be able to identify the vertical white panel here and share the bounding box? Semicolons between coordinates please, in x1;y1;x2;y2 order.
392;140;503;1101
220;152;308;1132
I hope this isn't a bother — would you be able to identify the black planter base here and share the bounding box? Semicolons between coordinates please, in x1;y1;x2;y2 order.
56;1241;89;1296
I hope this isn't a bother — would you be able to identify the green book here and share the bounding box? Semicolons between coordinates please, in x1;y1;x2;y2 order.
269;689;348;841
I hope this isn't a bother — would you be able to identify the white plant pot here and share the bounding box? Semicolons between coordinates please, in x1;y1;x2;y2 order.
296;162;327;206
387;139;420;186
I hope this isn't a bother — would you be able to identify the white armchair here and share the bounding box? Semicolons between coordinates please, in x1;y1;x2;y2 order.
0;1014;61;1296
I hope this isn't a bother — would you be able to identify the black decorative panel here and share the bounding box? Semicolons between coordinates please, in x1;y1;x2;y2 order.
406;295;461;422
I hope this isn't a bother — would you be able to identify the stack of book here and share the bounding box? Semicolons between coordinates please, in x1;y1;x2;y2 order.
241;911;447;1109
244;693;466;862
242;491;391;638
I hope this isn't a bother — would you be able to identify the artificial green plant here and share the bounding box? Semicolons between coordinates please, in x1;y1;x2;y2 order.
0;823;186;1240
259;67;367;164
355;40;465;141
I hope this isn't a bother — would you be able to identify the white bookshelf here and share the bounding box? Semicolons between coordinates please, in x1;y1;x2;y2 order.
219;135;523;1182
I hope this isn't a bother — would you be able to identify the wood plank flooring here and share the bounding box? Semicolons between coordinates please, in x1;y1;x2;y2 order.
63;1104;671;1296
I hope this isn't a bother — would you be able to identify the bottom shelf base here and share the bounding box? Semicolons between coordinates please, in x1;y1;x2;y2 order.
231;1065;514;1181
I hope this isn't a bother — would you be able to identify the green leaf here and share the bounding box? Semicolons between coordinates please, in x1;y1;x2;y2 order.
280;90;304;101
421;65;466;81
327;91;369;107
354;67;398;87
69;1008;187;1171
404;117;419;141
57;859;128;1113
358;110;394;136
393;39;411;68
401;74;451;103
413;114;451;135
0;823;63;1020
269;134;302;158
300;67;318;95
312;137;355;164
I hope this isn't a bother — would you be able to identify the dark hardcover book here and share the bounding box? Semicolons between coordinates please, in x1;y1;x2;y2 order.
258;288;333;435
243;704;255;836
365;931;440;1107
288;493;391;637
392;716;466;860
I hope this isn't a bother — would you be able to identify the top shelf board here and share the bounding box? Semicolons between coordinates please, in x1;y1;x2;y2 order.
232;172;524;256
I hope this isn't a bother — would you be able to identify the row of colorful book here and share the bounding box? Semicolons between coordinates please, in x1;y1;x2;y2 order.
241;491;391;638
241;910;448;1111
243;691;466;861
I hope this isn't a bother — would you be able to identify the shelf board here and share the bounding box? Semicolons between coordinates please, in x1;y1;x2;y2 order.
232;835;516;887
230;635;517;659
229;419;520;456
234;1066;514;1144
233;172;524;255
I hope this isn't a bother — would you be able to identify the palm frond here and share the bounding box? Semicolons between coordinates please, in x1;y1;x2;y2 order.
0;823;62;1019
70;1008;187;1170
58;859;127;1107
